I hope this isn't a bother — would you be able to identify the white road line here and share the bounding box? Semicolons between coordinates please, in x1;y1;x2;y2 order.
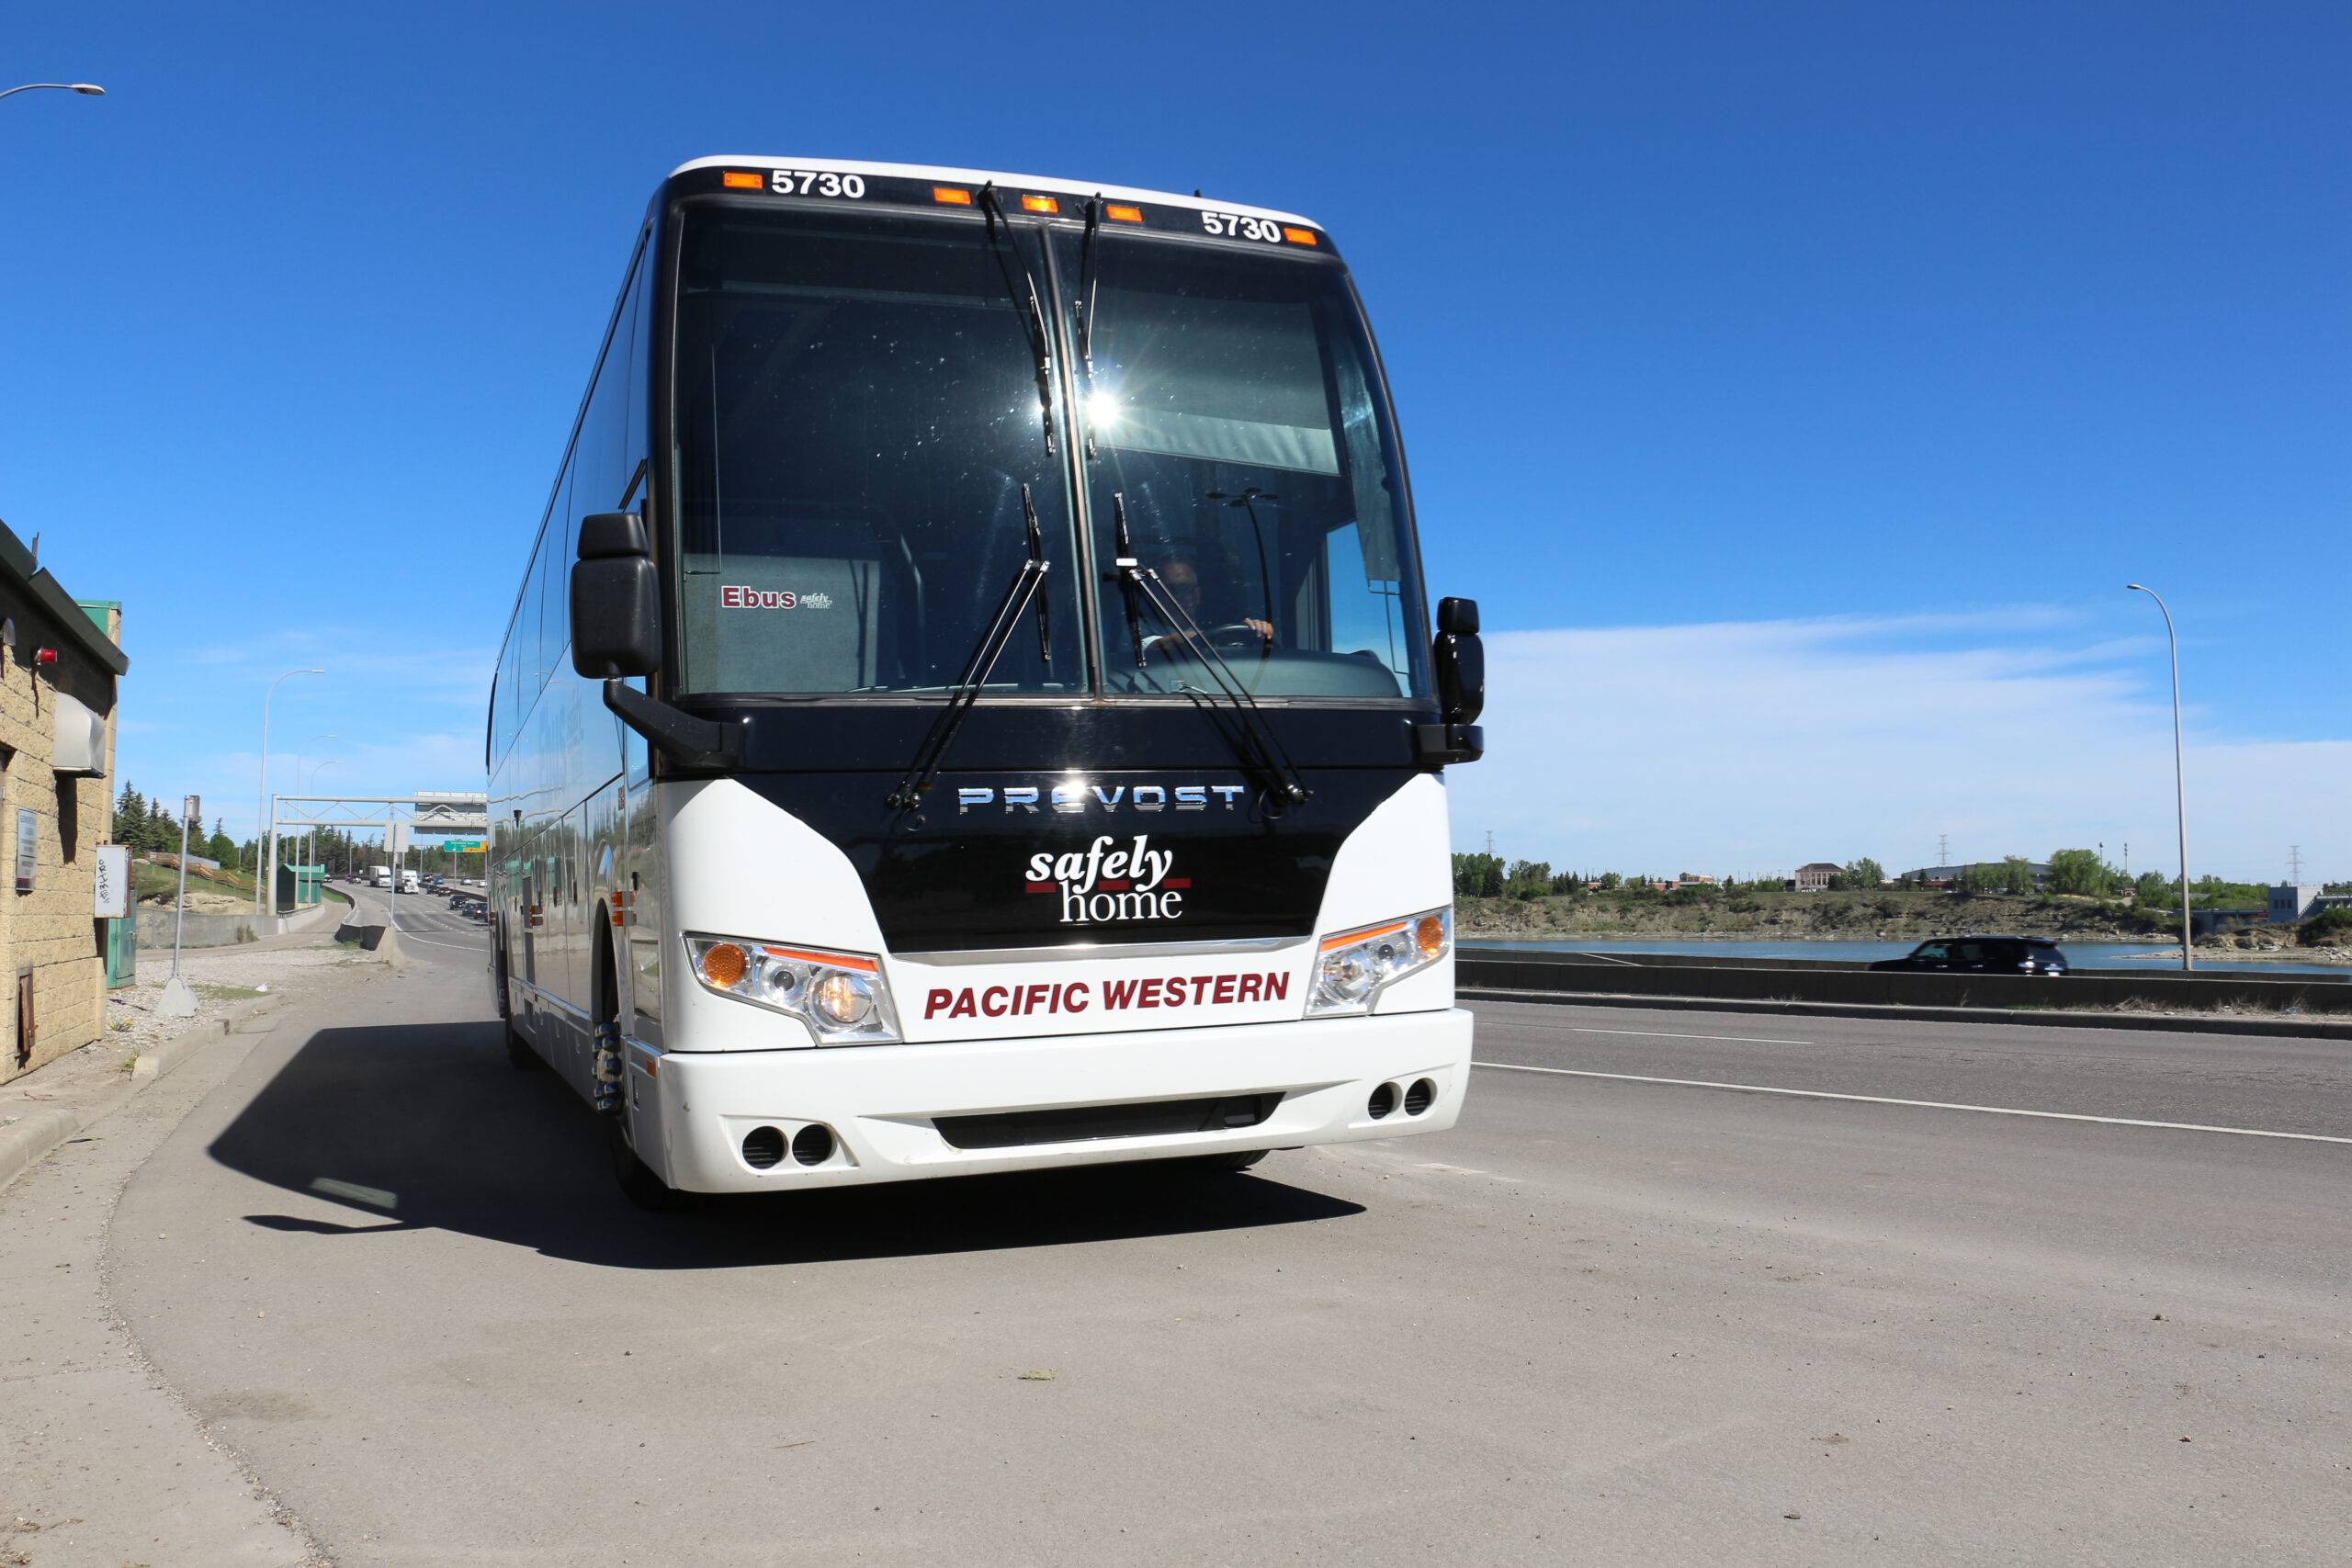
311;1176;398;1209
1571;1026;1816;1045
1472;1060;2352;1145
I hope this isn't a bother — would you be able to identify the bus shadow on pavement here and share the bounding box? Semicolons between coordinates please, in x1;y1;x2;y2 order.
207;1021;1364;1269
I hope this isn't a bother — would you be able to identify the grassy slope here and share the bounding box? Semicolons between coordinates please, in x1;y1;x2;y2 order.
1459;886;2173;943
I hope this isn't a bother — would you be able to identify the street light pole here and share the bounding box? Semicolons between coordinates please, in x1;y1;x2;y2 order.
2128;585;2193;972
0;83;107;102
305;760;343;884
254;669;323;917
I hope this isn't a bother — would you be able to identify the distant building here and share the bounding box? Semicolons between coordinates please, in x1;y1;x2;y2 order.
1794;863;1842;892
1903;862;2051;890
2268;886;2351;922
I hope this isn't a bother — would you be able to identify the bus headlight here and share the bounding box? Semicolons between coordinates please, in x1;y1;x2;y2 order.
684;934;901;1044
1306;907;1451;1017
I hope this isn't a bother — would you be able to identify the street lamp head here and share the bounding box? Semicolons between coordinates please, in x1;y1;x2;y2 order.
69;83;105;96
2126;583;2144;592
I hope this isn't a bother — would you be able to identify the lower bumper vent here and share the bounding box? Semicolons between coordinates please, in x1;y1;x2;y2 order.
934;1093;1282;1151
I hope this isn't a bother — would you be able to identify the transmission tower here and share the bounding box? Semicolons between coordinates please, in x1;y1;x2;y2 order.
1938;833;1950;868
2289;845;2302;884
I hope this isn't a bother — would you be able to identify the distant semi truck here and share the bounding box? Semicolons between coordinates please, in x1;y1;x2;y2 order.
373;866;393;889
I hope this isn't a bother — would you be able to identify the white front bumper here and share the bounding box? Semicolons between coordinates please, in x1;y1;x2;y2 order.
635;1007;1474;1192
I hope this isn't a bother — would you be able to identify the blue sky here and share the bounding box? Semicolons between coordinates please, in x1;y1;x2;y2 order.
4;2;2344;878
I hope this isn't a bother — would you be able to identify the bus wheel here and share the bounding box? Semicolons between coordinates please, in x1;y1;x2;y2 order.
504;1021;539;1072
606;1115;676;1211
1186;1149;1268;1173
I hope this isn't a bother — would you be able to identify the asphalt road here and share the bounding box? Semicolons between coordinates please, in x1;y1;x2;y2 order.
96;926;2352;1565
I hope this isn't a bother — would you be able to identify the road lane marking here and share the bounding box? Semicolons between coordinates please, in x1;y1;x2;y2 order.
1571;1027;1816;1045
311;1177;399;1209
1472;1061;2352;1145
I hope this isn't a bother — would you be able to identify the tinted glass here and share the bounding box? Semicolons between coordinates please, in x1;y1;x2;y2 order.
1056;231;1428;699
672;207;1083;694
1912;942;1949;961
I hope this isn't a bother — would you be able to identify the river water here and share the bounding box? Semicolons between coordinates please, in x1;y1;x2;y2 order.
1460;936;2352;978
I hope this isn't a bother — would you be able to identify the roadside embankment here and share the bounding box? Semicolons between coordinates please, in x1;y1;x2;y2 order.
1460;887;2175;944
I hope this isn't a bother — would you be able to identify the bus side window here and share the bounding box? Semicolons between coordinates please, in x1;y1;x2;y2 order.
537;460;571;690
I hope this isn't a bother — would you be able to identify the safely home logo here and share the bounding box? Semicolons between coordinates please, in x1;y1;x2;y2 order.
1026;834;1192;923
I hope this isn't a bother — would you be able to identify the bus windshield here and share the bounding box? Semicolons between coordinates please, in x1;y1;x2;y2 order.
669;203;1427;701
672;207;1085;695
1057;229;1428;701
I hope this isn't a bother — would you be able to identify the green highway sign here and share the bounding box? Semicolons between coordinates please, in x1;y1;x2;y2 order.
442;840;484;852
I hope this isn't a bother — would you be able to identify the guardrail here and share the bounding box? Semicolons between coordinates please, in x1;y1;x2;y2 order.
1456;947;2352;1016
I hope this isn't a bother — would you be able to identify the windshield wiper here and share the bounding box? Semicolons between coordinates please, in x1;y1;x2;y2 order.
978;184;1057;457
1075;194;1103;459
885;486;1053;813
1110;493;1312;807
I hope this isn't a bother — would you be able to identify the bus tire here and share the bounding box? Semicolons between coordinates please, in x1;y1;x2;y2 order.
607;1115;676;1211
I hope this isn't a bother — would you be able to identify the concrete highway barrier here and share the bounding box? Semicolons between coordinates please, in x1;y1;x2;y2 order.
1458;947;2352;1025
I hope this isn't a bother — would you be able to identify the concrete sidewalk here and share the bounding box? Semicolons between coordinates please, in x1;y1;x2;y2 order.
1;952;400;1564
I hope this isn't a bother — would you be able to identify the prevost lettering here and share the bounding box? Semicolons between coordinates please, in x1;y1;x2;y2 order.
959;784;1245;813
922;971;1290;1020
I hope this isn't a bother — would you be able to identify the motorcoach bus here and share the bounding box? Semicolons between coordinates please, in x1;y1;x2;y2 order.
488;156;1486;1207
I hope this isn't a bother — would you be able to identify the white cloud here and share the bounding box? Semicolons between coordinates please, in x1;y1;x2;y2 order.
1445;615;2351;883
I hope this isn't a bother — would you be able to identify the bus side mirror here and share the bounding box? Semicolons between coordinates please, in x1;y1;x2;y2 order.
571;512;661;679
1433;597;1483;724
1413;596;1485;766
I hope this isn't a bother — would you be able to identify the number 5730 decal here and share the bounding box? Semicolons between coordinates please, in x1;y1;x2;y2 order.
771;169;866;198
1199;210;1315;245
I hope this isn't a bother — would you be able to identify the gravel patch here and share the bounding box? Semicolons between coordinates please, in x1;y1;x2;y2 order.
105;939;391;1055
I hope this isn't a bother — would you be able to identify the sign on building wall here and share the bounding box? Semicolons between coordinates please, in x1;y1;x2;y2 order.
14;808;35;894
94;844;130;918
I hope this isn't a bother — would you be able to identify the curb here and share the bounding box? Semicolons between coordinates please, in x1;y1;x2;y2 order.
1459;986;2352;1042
0;991;290;1195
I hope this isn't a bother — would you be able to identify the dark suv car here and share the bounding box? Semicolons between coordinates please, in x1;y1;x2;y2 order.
1870;937;2070;975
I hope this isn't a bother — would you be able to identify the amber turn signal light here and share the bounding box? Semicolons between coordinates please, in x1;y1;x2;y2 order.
1415;914;1446;960
1021;194;1059;214
1105;203;1144;222
1282;226;1317;245
699;942;747;988
933;186;974;206
722;171;764;189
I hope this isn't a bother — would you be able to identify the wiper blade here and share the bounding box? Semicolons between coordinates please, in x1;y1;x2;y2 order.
978;184;1057;457
1076;194;1103;459
1110;492;1312;807
886;485;1053;813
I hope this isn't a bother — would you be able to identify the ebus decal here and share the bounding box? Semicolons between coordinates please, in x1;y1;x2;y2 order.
1025;833;1190;923
922;971;1289;1020
719;586;834;609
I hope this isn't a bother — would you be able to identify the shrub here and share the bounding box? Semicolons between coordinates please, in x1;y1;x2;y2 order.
2301;908;2352;947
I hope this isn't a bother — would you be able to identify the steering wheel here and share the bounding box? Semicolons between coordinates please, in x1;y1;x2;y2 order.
1200;622;1272;652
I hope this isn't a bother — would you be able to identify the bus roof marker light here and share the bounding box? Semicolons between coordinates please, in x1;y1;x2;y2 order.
1020;194;1059;214
722;171;764;189
933;186;974;206
1105;204;1144;222
1282;226;1317;245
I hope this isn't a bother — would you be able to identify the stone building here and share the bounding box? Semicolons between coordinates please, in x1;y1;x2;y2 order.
0;520;126;1084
